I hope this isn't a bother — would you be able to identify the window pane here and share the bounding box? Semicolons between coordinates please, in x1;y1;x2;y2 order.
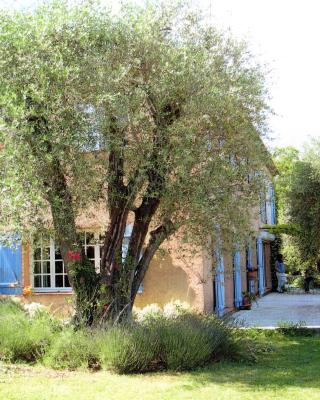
86;246;95;259
43;247;50;260
55;247;62;260
42;261;50;274
43;275;51;288
55;261;63;274
34;275;42;288
86;232;94;245
34;262;41;274
64;275;71;287
34;248;41;261
55;275;63;288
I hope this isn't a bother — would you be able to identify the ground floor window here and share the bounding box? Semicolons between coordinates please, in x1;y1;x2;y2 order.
31;232;103;292
31;231;143;293
32;237;71;292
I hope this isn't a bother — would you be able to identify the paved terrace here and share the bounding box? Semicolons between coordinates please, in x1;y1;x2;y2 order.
233;292;320;328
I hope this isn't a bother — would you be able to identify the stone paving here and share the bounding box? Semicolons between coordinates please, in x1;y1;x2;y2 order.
233;292;320;328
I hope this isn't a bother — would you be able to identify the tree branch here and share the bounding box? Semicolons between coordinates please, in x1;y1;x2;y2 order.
131;220;175;299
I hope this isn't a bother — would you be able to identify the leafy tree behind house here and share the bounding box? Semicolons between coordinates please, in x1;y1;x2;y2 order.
273;147;300;222
272;147;302;272
287;141;320;270
0;1;271;323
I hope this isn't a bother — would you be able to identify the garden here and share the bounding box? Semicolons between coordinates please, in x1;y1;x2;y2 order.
1;298;320;400
0;299;262;373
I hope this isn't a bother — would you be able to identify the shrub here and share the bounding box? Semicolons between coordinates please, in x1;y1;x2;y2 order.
0;309;56;362
134;303;162;323
156;317;214;370
0;298;25;316
163;301;191;319
44;329;100;370
23;302;47;318
0;299;266;372
98;311;255;373
98;325;159;373
277;321;313;336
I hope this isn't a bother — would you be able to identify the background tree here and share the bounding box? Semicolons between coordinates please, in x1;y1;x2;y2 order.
272;146;300;222
272;147;301;272
0;1;270;323
287;141;320;270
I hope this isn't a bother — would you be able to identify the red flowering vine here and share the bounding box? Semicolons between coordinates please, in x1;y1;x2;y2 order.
67;250;81;261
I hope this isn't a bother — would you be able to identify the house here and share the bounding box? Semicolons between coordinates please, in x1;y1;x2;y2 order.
0;155;277;316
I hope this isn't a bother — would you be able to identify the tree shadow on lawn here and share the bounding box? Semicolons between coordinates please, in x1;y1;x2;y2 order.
170;336;320;393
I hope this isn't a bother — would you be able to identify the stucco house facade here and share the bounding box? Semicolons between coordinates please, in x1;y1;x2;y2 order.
0;162;277;316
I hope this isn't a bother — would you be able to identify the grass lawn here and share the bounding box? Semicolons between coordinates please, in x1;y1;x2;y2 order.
1;334;320;400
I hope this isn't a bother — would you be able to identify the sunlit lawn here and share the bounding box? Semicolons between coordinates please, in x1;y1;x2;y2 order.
1;335;320;400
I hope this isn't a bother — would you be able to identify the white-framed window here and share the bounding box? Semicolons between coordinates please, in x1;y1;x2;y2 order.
266;183;276;225
31;232;103;293
259;191;267;224
77;232;104;272
31;237;71;292
31;230;143;293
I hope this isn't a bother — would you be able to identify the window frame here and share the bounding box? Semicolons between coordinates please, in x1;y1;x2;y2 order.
30;230;144;294
30;237;72;293
30;232;103;293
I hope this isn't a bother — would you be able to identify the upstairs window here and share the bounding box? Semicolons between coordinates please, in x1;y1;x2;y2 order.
259;192;267;224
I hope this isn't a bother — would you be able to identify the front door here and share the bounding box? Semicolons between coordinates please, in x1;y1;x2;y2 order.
0;244;22;295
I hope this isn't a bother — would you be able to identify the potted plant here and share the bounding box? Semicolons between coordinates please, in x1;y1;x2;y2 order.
240;291;257;310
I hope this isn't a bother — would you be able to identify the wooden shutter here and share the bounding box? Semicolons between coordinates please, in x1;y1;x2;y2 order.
0;244;22;295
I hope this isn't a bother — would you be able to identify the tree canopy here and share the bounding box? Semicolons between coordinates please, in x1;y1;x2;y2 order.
272;146;300;222
0;1;271;322
287;142;320;268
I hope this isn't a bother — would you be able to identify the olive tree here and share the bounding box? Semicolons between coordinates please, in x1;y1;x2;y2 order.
0;1;270;323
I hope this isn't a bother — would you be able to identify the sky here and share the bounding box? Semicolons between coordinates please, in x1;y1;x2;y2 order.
1;0;320;150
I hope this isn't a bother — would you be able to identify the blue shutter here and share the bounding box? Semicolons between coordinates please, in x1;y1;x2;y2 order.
246;245;253;270
246;244;255;294
260;192;267;224
0;243;22;295
233;249;242;308
215;248;225;316
270;184;276;225
256;238;265;296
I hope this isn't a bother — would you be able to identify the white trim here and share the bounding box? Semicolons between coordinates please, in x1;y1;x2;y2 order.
33;288;73;294
49;238;55;291
31;229;144;294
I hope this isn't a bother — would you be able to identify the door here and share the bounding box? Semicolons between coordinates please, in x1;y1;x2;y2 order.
0;244;22;295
